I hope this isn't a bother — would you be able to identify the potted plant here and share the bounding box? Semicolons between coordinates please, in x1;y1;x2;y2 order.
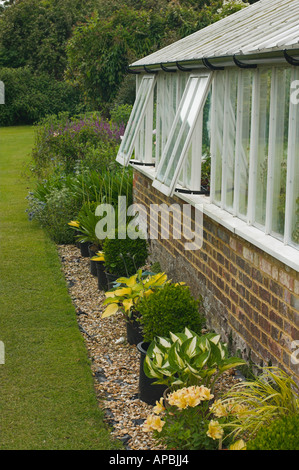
102;231;149;286
102;269;168;345
73;202;103;272
143;327;246;393
135;283;206;405
137;282;205;343
68;219;90;256
90;250;108;291
143;384;235;450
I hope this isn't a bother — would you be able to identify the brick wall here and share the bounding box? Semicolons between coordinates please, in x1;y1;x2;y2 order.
133;170;299;382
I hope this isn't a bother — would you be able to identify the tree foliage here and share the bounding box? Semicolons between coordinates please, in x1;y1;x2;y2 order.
0;0;249;123
66;0;248;112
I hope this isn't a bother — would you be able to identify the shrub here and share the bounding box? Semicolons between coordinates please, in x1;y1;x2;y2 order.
110;103;133;126
247;414;299;450
28;186;80;244
0;67;83;126
31;112;125;175
138;283;205;342
103;233;149;277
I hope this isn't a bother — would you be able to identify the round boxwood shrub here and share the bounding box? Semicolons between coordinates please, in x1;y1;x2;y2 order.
247;414;299;450
103;233;149;277
138;282;205;342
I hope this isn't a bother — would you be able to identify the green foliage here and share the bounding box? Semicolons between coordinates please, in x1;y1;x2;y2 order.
0;67;83;126
27;185;80;244
0;0;95;79
220;366;299;441
65;1;248;112
138;283;205;342
247;414;299;450
110;104;133;126
0;0;249;123
30;112;124;175
146;385;227;450
144;327;246;389
75;201;103;248
103;232;149;276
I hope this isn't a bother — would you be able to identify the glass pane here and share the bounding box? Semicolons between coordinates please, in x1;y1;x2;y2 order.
255;69;271;227
153;72;211;196
271;68;291;238
224;71;238;211
237;70;253;218
212;73;225;204
290;91;299;246
157;76;207;185
117;75;155;163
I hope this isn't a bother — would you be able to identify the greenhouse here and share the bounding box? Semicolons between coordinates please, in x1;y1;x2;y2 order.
117;0;299;379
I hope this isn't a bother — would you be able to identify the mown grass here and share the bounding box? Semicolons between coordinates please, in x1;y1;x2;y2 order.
0;126;123;450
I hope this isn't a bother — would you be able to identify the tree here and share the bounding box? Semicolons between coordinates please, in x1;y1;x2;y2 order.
0;0;96;79
65;0;248;113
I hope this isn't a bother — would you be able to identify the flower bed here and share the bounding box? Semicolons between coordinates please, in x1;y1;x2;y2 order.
57;244;243;450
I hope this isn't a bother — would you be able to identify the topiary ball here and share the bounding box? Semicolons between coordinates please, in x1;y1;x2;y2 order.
138;282;205;342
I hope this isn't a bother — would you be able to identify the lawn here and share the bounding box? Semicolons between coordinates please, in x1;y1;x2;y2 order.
0;125;122;450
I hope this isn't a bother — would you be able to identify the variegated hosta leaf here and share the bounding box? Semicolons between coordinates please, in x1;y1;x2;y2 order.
193;350;210;368
116;274;138;287
168;344;186;370
123;298;134;312
169;332;188;345
143;355;165;379
186;363;204;379
157;336;172;349
181;336;198;359
112;287;132;297
102;303;119;318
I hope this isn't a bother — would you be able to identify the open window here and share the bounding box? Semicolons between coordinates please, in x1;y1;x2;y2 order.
152;72;212;197
116;74;156;166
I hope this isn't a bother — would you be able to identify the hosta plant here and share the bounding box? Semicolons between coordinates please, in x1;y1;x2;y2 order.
102;269;168;320
144;328;246;392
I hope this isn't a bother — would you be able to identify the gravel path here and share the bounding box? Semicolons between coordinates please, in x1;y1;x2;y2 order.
57;244;242;451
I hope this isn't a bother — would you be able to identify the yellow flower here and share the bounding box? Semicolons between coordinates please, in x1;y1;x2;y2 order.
197;385;214;401
143;414;165;433
153;397;165;415
68;220;80;228
210;399;228;418
168;385;213;409
207;420;224;440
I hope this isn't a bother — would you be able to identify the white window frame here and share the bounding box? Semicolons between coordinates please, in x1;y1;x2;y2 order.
116;74;156;166
152;72;213;197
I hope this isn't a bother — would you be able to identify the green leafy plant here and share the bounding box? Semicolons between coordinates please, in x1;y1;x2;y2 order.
144;327;246;391
102;232;149;277
143;385;235;450
246;414;299;450
102;269;168;320
72;201;103;249
138;283;205;342
219;366;299;441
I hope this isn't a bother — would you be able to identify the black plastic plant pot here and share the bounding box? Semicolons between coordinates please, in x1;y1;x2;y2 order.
105;271;119;290
88;246;98;276
137;341;167;405
97;262;108;291
80;241;91;257
126;317;144;346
